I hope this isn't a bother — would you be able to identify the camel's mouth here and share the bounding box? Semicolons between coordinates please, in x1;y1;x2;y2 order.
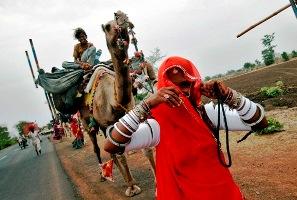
119;31;128;42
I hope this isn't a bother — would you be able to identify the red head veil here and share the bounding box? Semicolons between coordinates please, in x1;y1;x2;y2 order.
151;56;243;200
157;56;202;106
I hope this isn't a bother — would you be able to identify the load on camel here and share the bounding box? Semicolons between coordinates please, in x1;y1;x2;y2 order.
36;11;157;197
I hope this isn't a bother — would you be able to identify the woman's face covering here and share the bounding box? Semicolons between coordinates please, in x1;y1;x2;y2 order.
166;67;194;97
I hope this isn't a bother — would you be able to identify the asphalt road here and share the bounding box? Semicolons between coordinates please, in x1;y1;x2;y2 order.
0;137;80;200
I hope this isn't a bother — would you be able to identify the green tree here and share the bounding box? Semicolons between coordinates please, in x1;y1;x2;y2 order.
261;33;277;66
291;50;297;58
281;52;289;61
145;47;166;68
243;62;255;70
0;125;16;150
255;59;261;66
15;121;29;136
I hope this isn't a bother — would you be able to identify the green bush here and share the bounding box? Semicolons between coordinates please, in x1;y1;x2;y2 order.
260;86;283;98
256;117;283;135
281;52;289;61
243;62;255;70
292;50;297;58
0;126;17;150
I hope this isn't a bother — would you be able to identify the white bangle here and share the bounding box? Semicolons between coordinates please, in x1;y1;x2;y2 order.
126;113;139;127
240;101;257;120
114;122;132;138
129;110;141;124
242;104;265;127
119;118;135;132
237;97;251;116
122;114;139;131
106;125;130;147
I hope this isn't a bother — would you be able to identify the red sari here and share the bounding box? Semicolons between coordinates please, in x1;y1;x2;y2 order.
151;56;243;200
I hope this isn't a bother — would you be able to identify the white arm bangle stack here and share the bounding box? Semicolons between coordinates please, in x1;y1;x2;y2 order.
106;100;151;148
241;103;265;127
114;122;132;138
235;96;265;127
106;125;131;147
125;119;160;152
221;89;266;128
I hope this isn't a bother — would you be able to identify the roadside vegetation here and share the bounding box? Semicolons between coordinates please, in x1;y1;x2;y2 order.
260;81;284;98
256;117;284;135
0;125;17;150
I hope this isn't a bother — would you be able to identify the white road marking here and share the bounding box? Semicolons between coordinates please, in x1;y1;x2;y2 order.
0;155;7;161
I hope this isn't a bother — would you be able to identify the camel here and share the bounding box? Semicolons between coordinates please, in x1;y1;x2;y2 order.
78;11;156;197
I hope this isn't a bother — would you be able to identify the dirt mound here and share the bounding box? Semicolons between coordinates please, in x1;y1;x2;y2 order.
223;58;297;94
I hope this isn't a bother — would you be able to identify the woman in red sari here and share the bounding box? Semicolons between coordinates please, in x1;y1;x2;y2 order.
104;56;268;199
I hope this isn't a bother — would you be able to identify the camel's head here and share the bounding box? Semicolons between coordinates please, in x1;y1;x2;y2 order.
102;11;134;59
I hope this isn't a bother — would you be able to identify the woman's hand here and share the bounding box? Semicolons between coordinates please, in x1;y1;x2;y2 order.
80;62;92;70
145;86;181;108
200;80;230;100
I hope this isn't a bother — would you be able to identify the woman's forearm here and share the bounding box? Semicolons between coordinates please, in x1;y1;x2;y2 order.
104;100;152;154
205;89;268;131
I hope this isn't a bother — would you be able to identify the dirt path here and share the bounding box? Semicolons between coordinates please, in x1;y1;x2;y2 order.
54;107;297;200
54;133;155;200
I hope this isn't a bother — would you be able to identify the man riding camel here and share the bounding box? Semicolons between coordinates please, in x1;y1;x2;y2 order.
62;27;98;71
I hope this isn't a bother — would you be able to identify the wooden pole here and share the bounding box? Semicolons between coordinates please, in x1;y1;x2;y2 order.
29;39;57;120
29;39;41;70
44;91;55;121
237;3;291;38
25;51;38;88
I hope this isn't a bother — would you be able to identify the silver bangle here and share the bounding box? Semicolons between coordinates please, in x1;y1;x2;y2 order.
224;89;242;109
130;101;151;122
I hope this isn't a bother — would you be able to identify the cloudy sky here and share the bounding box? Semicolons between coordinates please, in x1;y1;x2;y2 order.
0;0;296;136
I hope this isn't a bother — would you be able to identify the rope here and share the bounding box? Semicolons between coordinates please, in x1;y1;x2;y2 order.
214;82;232;168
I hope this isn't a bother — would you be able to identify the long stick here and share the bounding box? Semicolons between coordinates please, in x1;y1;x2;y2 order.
29;39;41;70
29;39;56;120
44;91;55;121
47;92;58;119
237;3;291;38
25;51;38;88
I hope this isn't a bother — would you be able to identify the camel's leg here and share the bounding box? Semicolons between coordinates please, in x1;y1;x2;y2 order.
89;129;102;164
89;128;108;182
110;154;127;181
118;154;135;186
142;148;156;178
118;154;142;197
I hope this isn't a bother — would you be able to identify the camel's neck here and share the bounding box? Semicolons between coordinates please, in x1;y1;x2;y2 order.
111;53;132;108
